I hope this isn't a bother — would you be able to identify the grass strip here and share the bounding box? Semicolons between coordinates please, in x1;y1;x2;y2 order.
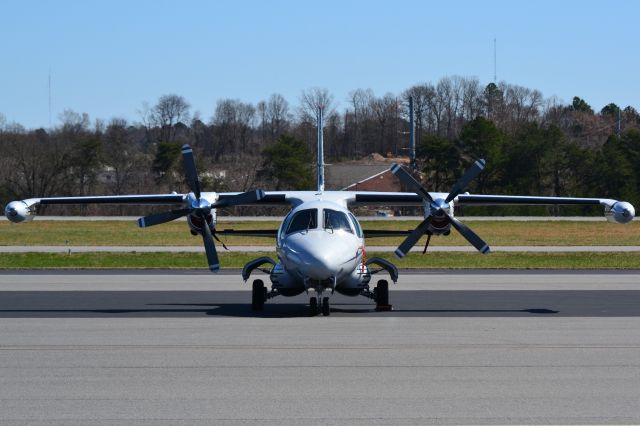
1;251;639;270
1;220;639;246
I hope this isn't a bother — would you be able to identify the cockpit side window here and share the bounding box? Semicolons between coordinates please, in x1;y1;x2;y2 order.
286;208;318;234
323;209;353;233
348;212;363;238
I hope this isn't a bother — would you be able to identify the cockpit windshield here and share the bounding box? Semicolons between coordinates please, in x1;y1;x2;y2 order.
286;208;318;234
323;209;353;233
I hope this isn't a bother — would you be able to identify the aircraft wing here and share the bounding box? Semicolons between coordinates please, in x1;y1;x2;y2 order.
25;194;187;206
5;191;292;216
351;191;619;208
349;191;635;225
455;194;616;207
351;192;422;207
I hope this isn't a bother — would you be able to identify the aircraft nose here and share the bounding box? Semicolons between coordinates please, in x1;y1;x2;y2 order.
284;232;357;280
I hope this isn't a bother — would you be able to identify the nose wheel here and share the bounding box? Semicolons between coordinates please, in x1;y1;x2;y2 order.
309;296;331;316
322;297;330;316
309;297;318;316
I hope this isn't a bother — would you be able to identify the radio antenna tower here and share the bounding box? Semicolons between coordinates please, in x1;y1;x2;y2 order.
493;38;497;83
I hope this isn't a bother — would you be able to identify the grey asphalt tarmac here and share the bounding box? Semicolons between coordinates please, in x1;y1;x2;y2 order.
1;271;640;424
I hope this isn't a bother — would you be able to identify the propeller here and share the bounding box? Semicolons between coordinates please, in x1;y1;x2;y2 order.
391;160;490;258
137;144;264;272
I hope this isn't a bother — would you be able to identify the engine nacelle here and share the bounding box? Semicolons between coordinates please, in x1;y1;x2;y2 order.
186;208;217;234
606;201;635;224
4;201;36;223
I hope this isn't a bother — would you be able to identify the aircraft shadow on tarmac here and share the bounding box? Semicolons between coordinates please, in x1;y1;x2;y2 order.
1;290;639;317
149;302;560;318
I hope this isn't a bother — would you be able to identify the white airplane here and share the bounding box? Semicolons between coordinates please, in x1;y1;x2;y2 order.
4;118;636;315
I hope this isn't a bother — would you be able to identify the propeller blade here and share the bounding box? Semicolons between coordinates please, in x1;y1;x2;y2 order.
394;216;432;258
214;190;265;208
200;215;220;272
446;214;490;254
445;159;486;203
390;164;433;203
137;209;190;228
181;144;201;199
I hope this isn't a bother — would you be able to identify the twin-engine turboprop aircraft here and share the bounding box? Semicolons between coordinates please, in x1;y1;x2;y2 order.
4;121;636;315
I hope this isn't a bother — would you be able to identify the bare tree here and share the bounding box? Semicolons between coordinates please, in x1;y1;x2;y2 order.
211;99;256;159
346;88;374;157
102;118;148;196
265;93;290;142
151;94;191;143
3;129;71;201
460;76;483;122
59;109;90;135
403;84;435;144
502;84;543;133
299;87;336;123
370;93;399;155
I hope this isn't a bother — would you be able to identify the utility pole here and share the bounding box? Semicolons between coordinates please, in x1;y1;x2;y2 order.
48;67;52;128
409;96;416;171
617;107;622;139
493;38;497;83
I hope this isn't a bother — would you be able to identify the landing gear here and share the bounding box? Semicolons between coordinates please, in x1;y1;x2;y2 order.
252;279;266;311
359;279;392;310
322;297;331;316
309;296;330;316
375;279;391;311
309;297;318;316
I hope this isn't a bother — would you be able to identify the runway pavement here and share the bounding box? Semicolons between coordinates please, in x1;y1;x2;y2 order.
1;271;640;424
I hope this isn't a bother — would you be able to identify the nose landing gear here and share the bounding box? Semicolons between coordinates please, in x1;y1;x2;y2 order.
322;297;330;316
309;295;331;316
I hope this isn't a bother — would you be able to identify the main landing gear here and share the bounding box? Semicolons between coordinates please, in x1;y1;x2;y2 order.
251;279;281;312
251;279;266;311
309;296;331;316
360;279;392;311
374;280;389;309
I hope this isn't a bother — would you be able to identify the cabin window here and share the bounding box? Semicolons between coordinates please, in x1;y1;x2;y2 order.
323;209;353;234
286;208;318;234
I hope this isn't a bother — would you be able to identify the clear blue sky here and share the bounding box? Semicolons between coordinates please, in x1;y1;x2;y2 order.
1;0;638;129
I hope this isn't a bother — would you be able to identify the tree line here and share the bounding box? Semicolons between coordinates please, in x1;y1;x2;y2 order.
1;76;639;215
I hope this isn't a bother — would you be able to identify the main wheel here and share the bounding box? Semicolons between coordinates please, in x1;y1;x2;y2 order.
375;279;389;307
322;297;330;316
309;297;318;316
252;279;265;311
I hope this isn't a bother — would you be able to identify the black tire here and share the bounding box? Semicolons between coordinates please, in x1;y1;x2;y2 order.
252;279;265;311
309;297;318;316
376;280;389;307
322;297;330;316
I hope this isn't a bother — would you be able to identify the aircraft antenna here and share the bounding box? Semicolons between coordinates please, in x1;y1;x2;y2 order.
317;107;325;192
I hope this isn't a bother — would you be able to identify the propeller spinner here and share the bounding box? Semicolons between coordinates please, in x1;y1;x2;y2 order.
391;160;490;258
137;144;264;272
